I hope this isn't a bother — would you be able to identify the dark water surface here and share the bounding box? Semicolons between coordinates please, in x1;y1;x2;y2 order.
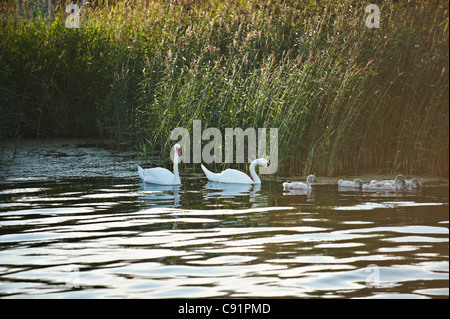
0;139;448;298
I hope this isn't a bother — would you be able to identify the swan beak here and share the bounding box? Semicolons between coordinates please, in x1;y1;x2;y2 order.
177;149;182;156
267;162;270;168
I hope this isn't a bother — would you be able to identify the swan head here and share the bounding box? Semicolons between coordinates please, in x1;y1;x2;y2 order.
306;175;316;183
353;178;363;188
174;144;182;156
255;158;270;168
394;174;407;189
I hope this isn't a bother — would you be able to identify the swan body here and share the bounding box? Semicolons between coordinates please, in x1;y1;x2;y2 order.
406;178;422;189
362;182;397;191
283;175;316;190
370;174;405;185
371;175;421;190
363;174;407;191
338;178;363;188
138;144;182;185
201;158;269;184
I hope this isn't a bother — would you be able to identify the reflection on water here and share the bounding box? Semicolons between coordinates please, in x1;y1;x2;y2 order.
203;182;263;205
0;140;448;299
0;177;447;299
204;181;256;197
138;183;181;208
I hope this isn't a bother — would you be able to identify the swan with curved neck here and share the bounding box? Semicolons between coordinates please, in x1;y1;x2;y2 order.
283;175;316;190
201;158;269;184
138;144;182;185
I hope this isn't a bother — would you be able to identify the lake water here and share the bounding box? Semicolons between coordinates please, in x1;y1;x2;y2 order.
0;139;448;298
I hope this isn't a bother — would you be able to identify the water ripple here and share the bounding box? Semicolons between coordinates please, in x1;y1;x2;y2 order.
0;177;448;298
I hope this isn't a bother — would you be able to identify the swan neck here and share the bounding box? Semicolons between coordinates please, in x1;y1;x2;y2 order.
250;161;261;184
173;151;180;184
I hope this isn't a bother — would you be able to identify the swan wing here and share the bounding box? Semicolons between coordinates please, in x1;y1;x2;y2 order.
141;167;176;185
283;182;307;189
371;179;394;184
362;182;395;191
338;180;352;187
362;183;379;190
201;165;254;184
219;169;254;184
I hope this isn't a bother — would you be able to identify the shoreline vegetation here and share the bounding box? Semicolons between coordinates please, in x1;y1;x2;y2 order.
0;0;448;177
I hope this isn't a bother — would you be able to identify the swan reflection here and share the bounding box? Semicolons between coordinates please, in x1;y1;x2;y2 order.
282;187;314;203
338;186;362;193
283;188;312;196
203;182;261;202
138;183;181;207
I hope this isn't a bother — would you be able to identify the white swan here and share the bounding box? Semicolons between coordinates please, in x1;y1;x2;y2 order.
283;175;316;190
201;158;269;184
338;178;363;188
137;144;182;185
362;174;407;191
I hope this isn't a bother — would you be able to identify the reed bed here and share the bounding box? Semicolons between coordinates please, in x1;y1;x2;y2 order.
1;0;448;176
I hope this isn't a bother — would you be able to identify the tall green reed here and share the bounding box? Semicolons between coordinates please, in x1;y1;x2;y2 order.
1;0;448;176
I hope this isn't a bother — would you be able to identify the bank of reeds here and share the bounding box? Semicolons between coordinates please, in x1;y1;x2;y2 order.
1;0;448;176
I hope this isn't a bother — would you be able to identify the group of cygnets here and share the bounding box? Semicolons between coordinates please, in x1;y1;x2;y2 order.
337;174;422;191
283;174;421;191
